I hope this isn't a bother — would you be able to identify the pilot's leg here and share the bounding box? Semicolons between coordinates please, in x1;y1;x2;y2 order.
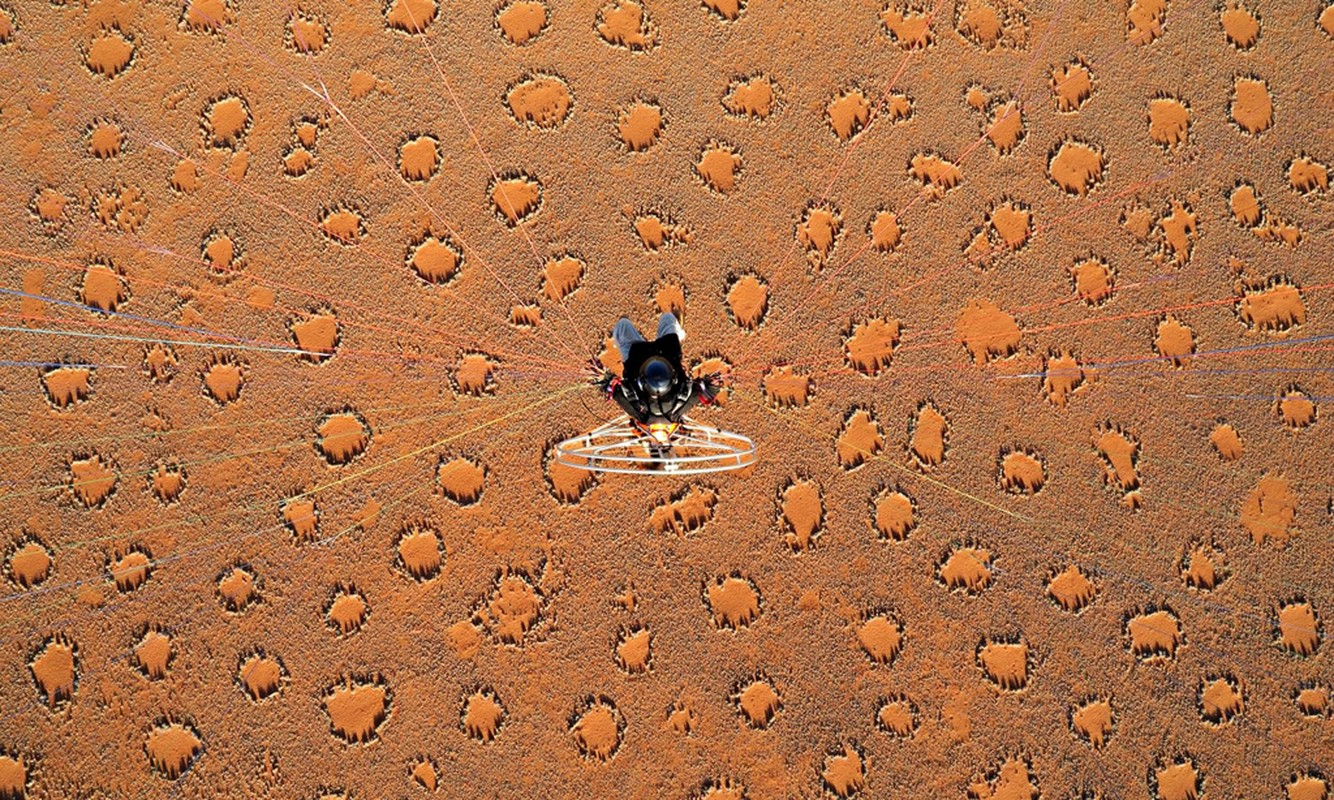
613;317;645;362
656;311;685;343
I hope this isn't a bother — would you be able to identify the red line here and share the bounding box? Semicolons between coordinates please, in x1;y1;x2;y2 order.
266;3;589;364
732;0;953;371
815;341;1334;384
392;0;592;356
899;280;1334;353
735;278;1331;376
735;0;1173;373
744;274;1174;374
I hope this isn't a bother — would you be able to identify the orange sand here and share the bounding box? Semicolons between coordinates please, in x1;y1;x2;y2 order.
0;2;1329;797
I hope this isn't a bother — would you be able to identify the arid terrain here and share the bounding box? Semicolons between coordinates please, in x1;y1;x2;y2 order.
0;0;1331;797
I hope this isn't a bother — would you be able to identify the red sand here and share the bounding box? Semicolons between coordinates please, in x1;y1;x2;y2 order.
0;1;1331;797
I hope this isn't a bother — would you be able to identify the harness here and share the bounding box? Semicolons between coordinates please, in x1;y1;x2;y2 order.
621;375;694;420
612;333;696;422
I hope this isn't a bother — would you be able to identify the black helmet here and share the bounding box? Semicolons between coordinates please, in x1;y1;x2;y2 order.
639;356;676;398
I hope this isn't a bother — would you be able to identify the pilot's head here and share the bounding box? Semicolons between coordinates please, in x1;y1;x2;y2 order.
638;356;676;399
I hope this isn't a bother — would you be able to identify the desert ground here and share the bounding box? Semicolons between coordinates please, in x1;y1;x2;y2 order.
0;0;1331;797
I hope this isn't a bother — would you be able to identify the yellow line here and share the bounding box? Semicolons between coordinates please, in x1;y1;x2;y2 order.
747;392;1034;523
290;382;583;503
0;383;564;503
313;382;586;545
883;458;1035;524
745;394;1321;643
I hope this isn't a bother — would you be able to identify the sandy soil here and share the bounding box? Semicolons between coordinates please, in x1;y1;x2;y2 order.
1;0;1332;797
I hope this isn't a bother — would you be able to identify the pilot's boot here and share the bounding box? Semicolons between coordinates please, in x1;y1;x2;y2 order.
656;311;685;342
613;316;646;362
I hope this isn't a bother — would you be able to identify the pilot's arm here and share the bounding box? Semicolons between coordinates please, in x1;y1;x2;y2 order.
673;375;724;418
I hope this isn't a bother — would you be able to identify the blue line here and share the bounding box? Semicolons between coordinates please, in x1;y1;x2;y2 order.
1171;367;1334;375
0;360;125;369
1186;393;1332;402
0;287;265;347
999;332;1334;378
